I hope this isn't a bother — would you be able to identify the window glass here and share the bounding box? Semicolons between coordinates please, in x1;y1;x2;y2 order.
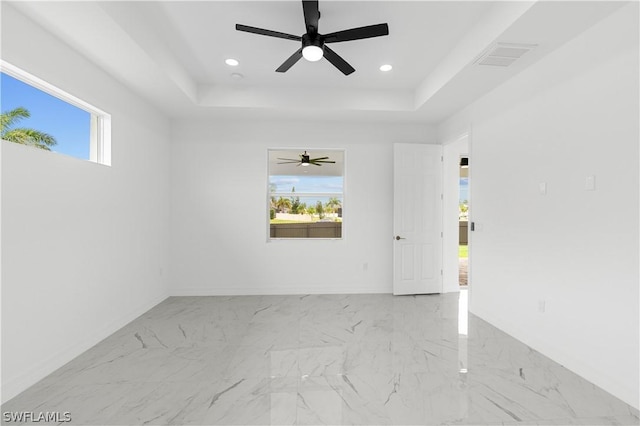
268;149;344;239
1;64;110;165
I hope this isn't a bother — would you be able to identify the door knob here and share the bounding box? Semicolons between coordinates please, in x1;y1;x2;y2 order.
395;236;405;240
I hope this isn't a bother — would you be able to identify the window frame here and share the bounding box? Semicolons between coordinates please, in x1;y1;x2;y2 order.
267;147;346;241
1;60;111;166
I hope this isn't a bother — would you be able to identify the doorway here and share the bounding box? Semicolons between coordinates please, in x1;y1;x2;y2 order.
442;133;469;293
459;157;469;287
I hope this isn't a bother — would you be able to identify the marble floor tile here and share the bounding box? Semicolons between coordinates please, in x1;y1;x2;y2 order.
2;292;638;425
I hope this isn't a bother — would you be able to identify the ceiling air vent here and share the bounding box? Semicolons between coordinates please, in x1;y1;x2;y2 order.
475;43;537;67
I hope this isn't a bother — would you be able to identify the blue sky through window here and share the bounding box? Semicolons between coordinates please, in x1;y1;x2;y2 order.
460;177;469;202
270;175;343;206
270;175;343;194
1;72;91;160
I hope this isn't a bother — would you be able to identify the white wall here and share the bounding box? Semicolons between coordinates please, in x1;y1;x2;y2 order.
170;119;435;295
438;3;639;409
1;5;171;402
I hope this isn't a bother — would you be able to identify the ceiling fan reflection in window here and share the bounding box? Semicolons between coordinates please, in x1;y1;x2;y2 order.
236;0;389;75
277;151;335;167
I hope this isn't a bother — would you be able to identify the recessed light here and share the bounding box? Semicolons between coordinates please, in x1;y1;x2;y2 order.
225;58;239;66
379;64;393;72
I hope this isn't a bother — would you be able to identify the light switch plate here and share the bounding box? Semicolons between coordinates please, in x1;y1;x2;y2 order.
539;182;547;195
585;175;596;191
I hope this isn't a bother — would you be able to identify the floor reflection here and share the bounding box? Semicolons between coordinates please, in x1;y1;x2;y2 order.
458;287;469;373
2;292;638;425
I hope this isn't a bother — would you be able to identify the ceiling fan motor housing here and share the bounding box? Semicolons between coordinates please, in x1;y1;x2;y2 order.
302;33;324;61
302;33;323;50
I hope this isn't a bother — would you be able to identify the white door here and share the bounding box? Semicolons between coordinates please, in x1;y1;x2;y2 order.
393;143;443;295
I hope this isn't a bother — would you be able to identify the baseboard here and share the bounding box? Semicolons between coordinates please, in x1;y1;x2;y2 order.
1;292;169;404
469;305;640;411
168;286;391;297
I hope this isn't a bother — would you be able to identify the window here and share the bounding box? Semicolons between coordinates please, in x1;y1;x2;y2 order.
0;61;111;165
268;149;344;239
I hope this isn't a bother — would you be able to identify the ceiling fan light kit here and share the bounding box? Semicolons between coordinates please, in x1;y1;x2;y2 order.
302;35;323;62
236;0;389;75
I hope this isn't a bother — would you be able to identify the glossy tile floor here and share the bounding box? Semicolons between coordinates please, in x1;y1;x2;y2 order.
3;292;639;425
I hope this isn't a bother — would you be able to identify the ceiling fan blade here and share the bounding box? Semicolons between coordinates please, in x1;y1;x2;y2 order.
323;46;355;75
236;24;302;41
277;157;301;162
310;157;329;161
310;162;322;166
276;48;304;72
278;161;301;164
311;160;336;164
302;0;320;34
323;23;389;43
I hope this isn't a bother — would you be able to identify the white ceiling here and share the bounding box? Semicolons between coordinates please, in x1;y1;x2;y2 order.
9;0;628;124
158;1;492;90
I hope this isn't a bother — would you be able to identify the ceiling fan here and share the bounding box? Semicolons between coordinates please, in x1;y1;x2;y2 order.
236;0;389;75
277;151;336;167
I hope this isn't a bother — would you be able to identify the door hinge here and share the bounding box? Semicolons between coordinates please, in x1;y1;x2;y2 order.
441;156;444;162
440;269;443;275
440;231;443;238
440;193;443;200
